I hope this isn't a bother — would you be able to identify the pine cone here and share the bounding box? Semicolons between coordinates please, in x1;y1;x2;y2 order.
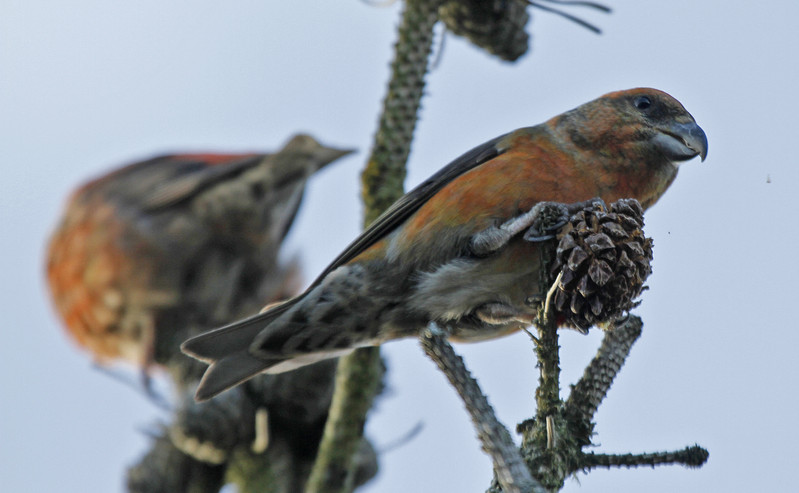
549;199;653;332
439;0;530;62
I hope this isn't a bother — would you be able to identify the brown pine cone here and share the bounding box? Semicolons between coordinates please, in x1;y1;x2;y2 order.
439;0;530;62
549;198;653;332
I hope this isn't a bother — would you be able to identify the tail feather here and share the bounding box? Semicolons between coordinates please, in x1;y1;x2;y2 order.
182;310;274;362
194;351;278;401
181;304;295;401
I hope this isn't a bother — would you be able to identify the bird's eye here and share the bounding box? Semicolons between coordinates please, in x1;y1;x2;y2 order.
634;96;652;110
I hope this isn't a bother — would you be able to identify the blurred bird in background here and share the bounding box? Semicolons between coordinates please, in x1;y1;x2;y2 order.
46;134;352;386
46;134;380;491
183;88;708;401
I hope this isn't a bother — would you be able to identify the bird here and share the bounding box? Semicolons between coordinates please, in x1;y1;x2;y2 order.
182;88;708;401
46;134;352;384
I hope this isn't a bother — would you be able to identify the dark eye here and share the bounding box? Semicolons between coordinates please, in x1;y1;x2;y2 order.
634;96;652;110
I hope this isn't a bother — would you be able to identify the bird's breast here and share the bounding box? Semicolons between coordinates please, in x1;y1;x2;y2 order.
407;238;548;341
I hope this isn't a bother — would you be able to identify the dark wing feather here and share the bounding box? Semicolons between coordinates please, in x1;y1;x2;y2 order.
140;155;263;211
306;132;511;289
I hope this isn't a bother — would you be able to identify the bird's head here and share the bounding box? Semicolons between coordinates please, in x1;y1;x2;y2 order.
557;87;708;165
548;88;707;208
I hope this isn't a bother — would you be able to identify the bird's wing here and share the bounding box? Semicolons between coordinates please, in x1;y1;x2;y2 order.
306;131;512;289
138;154;263;211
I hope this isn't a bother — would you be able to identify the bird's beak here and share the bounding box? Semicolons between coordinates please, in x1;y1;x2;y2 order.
653;121;708;163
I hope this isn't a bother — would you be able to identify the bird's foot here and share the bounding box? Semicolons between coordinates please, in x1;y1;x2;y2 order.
523;197;607;242
522;202;570;242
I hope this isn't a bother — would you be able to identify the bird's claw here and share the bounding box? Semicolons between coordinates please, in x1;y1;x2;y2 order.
567;197;607;215
523;197;608;242
522;230;557;242
523;202;570;242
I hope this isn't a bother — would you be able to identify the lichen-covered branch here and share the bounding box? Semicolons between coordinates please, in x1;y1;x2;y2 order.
305;349;383;493
564;315;643;446
579;445;709;471
519;308;576;491
421;324;545;493
535;307;561;423
360;0;444;225
309;1;445;490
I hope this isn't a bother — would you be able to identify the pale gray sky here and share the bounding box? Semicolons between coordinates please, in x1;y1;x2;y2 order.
2;1;798;492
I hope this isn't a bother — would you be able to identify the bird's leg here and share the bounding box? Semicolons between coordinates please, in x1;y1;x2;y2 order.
470;201;570;255
474;302;537;325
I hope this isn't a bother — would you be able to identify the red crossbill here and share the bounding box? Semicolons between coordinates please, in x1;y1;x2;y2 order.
46;135;351;379
183;88;707;401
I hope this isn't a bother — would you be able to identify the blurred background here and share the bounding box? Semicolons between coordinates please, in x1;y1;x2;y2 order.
2;1;797;491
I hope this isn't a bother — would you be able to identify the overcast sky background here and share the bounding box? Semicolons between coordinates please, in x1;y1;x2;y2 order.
3;1;798;492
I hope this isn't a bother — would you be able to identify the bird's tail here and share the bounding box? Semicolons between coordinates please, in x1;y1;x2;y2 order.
181;305;292;401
